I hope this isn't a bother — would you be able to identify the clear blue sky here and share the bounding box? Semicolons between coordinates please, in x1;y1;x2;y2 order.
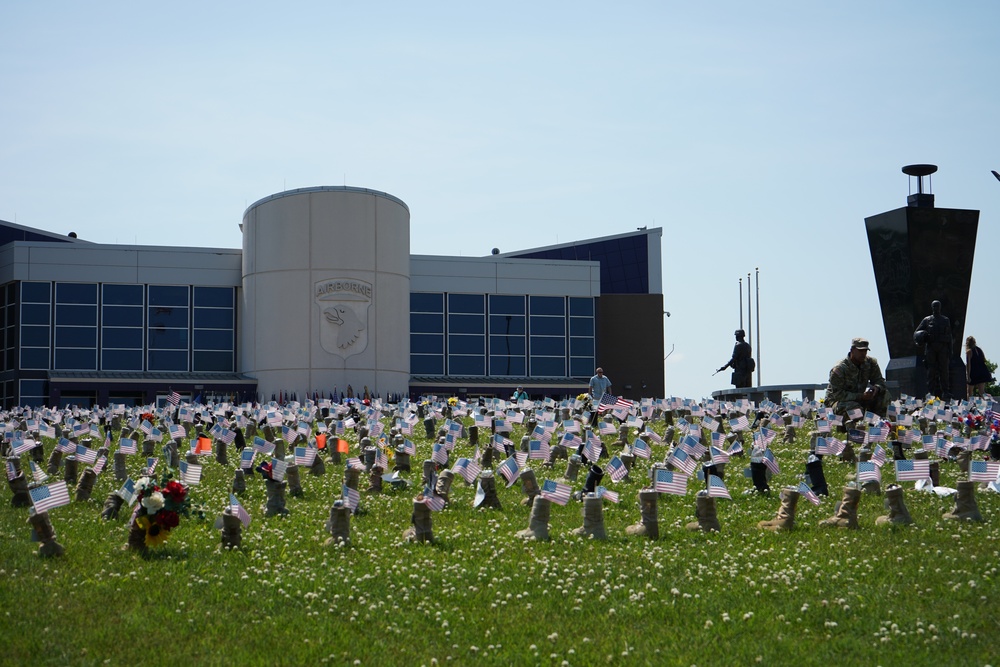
2;1;998;401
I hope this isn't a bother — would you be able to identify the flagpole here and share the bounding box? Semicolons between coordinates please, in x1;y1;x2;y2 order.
739;278;743;331
746;272;752;347
755;267;761;386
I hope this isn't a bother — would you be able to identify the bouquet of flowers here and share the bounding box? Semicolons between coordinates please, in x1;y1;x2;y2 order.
126;474;199;551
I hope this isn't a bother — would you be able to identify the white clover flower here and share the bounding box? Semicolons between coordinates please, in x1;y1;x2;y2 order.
142;491;165;514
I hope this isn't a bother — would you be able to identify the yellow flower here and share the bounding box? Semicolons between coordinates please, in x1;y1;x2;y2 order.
136;514;171;548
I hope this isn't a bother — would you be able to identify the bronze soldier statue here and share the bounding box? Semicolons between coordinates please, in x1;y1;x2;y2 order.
913;300;952;399
718;329;754;388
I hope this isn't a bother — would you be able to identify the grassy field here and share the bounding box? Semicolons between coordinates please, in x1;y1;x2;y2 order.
1;406;998;667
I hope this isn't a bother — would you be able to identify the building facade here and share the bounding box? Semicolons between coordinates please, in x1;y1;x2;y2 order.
0;186;663;407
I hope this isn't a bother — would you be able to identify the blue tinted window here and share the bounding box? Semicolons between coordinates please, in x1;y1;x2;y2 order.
103;284;143;305
193;329;233;351
56;326;97;348
411;313;444;334
449;356;485;375
490;335;526;355
530;317;565;336
489;315;525;335
148;350;187;371
148;307;188;328
20;379;48;397
20;325;50;347
410;292;443;312
55;348;97;370
489;295;524;315
531;357;565;377
103;305;143;327
21;282;50;303
569;317;594;336
411;355;444;375
56;304;97;326
569;297;595;316
570;338;595;356
20;348;49;369
102;328;143;349
193;351;233;372
103;349;143;371
449;293;485;314
21;304;50;325
56;283;97;304
193;308;234;329
449;314;485;334
570;357;595;377
193;287;233;308
410;334;443;354
530;337;565;356
448;335;485;355
530;296;564;316
490;356;525;376
148;329;188;350
149;286;189;306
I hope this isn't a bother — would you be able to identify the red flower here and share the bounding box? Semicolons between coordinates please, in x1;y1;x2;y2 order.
156;510;180;529
163;480;187;503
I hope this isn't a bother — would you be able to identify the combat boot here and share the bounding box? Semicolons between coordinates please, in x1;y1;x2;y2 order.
515;496;551;541
393;450;411;473
564;454;582;482
232;468;246;494
74;468;97;502
819;486;861;528
263;479;289;517
286;463;304;497
366;466;384;494
324;499;352;546
520;468;540;507
434;469;455;505
47;448;63;476
626;489;661;538
570;494;607;540
876;485;913;526
113;451;128;482
309;455;326;476
403;498;433;543
219;509;242;549
473;471;502;510
63;456;79;486
757;487;798;531
422;459;436;487
215;438;228;466
942;480;983;521
101;491;124;520
805;455;829;496
28;511;64;557
8;472;31;508
685;490;721;533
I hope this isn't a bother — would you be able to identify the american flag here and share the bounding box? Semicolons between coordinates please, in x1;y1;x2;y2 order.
270;458;288;482
894;459;930;482
432;442;449;465
12;437;34;456
598;421;617;436
346;457;365;471
4;459;16;481
583;436;602;464
597;393;630;413
761;449;780;475
680;435;706;460
596;486;619;503
179;460;202;486
294;446;317;467
342;485;360;511
633;438;651;460
857;461;881;484
707;474;731;500
75;443;98;464
229;493;251;527
667;448;697;475
815;419;830;433
797;481;821;506
253;437;275;456
240;447;257;470
528;439;550;461
118;437;137;455
139;420;153;436
29;481;71;513
142;458;158;476
866;426;886;443
167;391;181;406
847;429;867;444
118;478;137;505
561;432;581;449
562;419;579;434
871;445;887;467
93;455;107;475
492;434;509;455
987;402;1000;424
607;456;628;483
540;479;571;505
971;434;991;451
420;488;446;512
654;468;688;495
168;424;186;442
497;456;521;487
39;422;56;439
375;448;389;471
710;446;730;465
29;461;48;484
753;428;776;450
57;438;76;454
281;425;298;446
644;429;662;444
401;439;416;455
452;458;482;484
219;428;236;446
729;415;750;432
969;460;1000;482
701;417;718;432
847;407;863;420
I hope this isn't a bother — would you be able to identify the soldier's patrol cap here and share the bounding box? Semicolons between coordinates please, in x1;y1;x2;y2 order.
851;338;870;350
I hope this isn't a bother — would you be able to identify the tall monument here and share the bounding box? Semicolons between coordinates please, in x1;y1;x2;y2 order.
865;165;979;399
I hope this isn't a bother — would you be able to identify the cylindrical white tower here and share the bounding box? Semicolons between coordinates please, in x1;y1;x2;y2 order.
241;186;410;400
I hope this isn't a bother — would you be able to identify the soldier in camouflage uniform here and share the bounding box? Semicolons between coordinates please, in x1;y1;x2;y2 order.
826;337;890;417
